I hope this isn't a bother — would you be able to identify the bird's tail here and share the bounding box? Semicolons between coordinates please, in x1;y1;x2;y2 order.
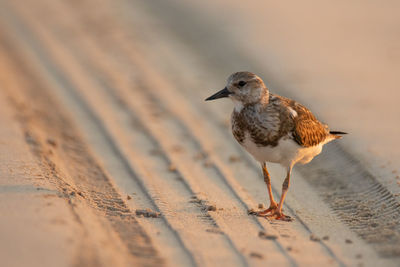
329;131;348;139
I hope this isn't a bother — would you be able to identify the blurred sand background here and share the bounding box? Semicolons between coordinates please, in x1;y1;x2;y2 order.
0;0;399;266
167;0;400;190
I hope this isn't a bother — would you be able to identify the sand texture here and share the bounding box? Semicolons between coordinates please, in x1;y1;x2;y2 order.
0;0;399;266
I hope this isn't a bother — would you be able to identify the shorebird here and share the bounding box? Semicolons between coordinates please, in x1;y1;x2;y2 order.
205;71;346;221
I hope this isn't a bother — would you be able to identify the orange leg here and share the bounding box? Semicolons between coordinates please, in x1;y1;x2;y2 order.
268;166;293;221
256;163;278;216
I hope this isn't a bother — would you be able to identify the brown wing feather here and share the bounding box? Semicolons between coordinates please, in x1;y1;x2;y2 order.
273;95;329;147
291;103;329;147
293;118;329;147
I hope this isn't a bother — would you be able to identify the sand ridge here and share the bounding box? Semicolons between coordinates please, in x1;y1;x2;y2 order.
0;0;399;266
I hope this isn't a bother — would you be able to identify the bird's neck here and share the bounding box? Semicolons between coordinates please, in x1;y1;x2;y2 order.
233;99;245;112
247;87;269;106
259;88;270;106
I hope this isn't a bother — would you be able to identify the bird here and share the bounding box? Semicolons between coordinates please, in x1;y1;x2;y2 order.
205;71;346;221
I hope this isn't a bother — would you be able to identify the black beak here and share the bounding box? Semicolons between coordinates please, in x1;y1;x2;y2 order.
205;87;232;101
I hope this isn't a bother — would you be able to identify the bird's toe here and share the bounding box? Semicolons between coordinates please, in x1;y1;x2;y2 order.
249;204;278;217
268;211;293;222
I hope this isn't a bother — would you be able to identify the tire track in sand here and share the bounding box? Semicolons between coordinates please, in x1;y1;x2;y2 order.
124;0;400;259
21;0;347;266
2;1;248;266
35;12;292;266
0;23;163;267
47;1;351;266
0;2;176;266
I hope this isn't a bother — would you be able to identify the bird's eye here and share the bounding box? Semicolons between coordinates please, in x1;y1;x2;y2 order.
238;81;246;87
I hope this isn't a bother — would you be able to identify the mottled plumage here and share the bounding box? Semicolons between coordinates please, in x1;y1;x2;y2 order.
232;93;334;149
206;71;346;221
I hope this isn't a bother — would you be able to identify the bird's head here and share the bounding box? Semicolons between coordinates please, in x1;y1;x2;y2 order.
205;72;269;108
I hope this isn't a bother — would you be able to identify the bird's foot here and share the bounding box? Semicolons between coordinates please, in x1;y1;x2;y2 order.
249;203;278;216
248;205;293;222
267;211;293;222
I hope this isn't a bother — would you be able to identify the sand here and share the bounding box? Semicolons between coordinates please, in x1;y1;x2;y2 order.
0;0;399;266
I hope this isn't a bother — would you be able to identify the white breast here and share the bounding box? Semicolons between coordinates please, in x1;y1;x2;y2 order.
240;132;325;167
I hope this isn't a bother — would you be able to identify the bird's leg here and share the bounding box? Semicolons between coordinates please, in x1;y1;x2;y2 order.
256;163;278;216
269;166;293;221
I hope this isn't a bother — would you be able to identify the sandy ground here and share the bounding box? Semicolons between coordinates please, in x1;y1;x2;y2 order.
180;0;400;200
0;0;399;266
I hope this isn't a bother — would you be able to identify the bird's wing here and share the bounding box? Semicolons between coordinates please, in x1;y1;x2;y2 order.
288;100;329;147
268;95;330;147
